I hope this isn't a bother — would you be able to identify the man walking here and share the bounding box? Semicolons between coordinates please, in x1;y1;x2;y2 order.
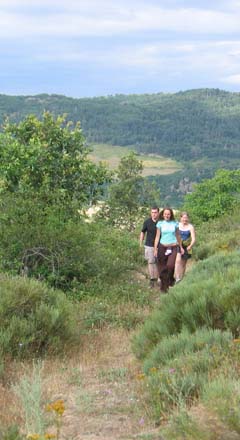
140;206;160;288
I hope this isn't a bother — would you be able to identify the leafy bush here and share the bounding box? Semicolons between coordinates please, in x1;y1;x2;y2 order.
0;193;140;291
193;207;240;261
183;169;240;224
0;274;77;357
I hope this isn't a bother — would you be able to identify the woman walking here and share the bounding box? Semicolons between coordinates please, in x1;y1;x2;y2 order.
175;212;196;283
154;208;184;292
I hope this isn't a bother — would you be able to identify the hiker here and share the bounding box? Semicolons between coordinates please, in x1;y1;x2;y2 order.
140;206;160;288
174;211;196;283
154;207;184;292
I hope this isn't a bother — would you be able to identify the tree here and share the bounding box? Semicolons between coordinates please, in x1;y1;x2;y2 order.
183;169;240;223
0;112;110;204
0;112;112;284
104;152;159;230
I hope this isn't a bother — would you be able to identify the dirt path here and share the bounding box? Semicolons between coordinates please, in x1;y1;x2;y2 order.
44;328;161;440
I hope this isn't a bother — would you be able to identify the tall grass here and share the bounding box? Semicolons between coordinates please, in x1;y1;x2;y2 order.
13;361;46;435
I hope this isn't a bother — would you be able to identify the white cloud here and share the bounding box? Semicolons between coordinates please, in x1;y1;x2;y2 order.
32;38;240;83
222;74;240;84
1;0;240;95
0;1;240;38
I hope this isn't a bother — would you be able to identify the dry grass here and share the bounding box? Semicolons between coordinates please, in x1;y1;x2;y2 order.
0;328;161;440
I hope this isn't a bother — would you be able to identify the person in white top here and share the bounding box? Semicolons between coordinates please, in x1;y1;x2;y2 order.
174;212;196;283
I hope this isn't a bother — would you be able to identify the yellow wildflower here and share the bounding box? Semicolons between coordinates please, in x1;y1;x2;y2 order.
136;373;145;380
44;434;57;439
233;338;240;343
27;434;40;440
46;399;65;415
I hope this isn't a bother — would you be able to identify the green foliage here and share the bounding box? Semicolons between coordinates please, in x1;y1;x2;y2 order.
102;152;159;230
0;275;77;357
142;328;232;373
202;376;240;433
77;277;152;330
183;169;240;223
133;205;240;429
143;366;204;421
133;251;240;360
1;89;240;166
190;206;240;262
162;410;212;440
136;330;238;422
2;90;240;206
0;190;141;290
0;112;110;204
0;426;24;440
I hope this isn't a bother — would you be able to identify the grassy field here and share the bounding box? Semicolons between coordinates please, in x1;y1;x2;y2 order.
88;143;182;176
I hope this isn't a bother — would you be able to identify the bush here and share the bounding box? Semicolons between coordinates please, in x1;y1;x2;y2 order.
0;274;77;357
142;328;232;372
136;330;238;422
202;376;240;433
0;425;24;440
133;251;240;360
183;169;240;223
0;192;140;291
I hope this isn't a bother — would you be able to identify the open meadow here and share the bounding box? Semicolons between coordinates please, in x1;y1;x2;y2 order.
88;143;182;176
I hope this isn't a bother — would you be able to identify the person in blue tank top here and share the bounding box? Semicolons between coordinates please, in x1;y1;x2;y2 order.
174;212;196;283
154;207;184;292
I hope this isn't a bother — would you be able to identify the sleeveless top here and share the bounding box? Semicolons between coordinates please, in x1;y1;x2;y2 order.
179;227;192;253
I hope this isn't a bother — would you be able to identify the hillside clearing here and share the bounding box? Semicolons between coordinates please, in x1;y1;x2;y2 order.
88;143;182;176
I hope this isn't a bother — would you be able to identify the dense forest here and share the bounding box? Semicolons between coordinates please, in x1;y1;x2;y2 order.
0;88;240;205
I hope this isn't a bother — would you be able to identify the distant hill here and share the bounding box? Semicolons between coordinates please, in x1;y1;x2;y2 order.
1;88;240;205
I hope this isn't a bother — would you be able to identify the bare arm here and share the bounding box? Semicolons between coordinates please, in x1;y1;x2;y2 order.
139;231;145;247
154;227;161;257
176;228;184;254
187;225;196;251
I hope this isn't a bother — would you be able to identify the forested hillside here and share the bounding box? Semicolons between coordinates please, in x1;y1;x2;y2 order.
0;88;240;164
1;88;240;205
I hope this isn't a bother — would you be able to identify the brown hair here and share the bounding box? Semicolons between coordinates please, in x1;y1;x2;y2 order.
159;207;175;221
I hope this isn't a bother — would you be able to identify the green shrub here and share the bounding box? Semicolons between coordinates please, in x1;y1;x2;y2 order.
202;376;240;433
0;426;24;440
0;193;140;291
133;251;240;360
141;366;205;423
162;409;212;440
137;331;238;423
142;328;232;372
0;275;77;357
193;208;240;261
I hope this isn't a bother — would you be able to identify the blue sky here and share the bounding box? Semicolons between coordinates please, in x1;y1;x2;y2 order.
1;0;240;98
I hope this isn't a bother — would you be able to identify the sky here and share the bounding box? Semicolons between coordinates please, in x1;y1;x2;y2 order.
1;0;240;98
